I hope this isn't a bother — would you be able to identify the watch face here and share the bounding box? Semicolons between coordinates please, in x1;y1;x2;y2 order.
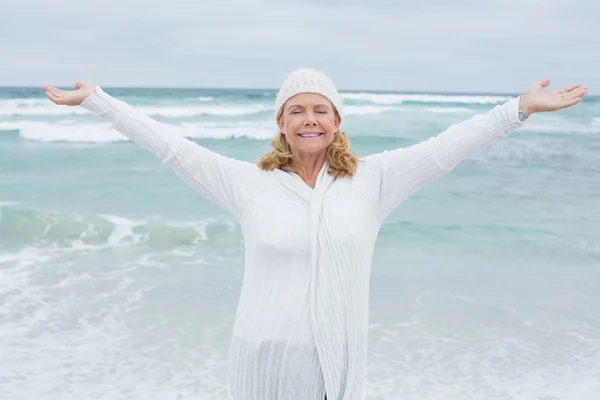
518;110;526;121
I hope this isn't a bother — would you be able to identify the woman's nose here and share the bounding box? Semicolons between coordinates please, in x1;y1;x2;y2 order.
304;112;318;125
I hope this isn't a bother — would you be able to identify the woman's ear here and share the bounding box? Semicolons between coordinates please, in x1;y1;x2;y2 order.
277;116;285;135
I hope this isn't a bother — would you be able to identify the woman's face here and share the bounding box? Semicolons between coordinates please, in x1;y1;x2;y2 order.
277;93;341;157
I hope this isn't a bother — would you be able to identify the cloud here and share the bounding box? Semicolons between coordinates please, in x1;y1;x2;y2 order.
1;0;598;93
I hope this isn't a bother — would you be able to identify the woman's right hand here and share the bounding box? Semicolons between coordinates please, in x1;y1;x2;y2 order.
42;81;97;106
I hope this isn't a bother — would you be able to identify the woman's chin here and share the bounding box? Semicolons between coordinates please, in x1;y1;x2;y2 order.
296;143;329;154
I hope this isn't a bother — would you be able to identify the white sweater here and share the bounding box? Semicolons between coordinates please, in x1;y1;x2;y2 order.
81;87;525;400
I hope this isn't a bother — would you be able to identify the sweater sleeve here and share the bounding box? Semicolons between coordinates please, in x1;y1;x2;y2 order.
374;96;525;220
80;86;260;219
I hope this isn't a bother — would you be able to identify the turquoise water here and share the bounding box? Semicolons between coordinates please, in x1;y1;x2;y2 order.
1;87;599;399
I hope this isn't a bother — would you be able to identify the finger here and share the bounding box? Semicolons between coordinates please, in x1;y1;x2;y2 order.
559;84;588;94
43;86;63;98
563;87;588;101
575;87;588;97
75;82;84;89
557;94;583;107
558;84;582;94
563;97;583;108
44;91;63;105
538;77;551;87
42;85;57;93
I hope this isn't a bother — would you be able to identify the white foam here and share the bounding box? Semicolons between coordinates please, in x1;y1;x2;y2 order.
423;106;473;114
135;104;273;117
182;96;213;102
345;105;405;115
61;213;146;250
345;105;473;115
0;100;273;118
0;121;128;142
0;120;275;142
63;213;223;251
0;104;89;116
520;118;600;135
180;122;274;139
342;92;511;105
99;215;147;246
0;255;234;399
0;248;55;297
0;98;51;108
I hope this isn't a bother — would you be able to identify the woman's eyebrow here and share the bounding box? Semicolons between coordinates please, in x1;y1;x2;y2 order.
289;104;330;109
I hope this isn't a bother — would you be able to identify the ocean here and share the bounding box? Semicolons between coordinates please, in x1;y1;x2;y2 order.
1;86;599;399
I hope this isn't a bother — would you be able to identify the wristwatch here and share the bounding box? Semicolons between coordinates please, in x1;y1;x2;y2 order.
518;95;528;122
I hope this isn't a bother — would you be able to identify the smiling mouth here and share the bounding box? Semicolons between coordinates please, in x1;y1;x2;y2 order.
297;132;323;138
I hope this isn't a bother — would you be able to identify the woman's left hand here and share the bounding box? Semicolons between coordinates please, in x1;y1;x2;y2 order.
519;78;588;117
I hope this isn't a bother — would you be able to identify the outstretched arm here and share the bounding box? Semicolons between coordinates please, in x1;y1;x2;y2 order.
42;82;261;219
370;78;588;221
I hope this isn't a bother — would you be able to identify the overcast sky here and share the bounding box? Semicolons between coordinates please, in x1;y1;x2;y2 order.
2;0;598;94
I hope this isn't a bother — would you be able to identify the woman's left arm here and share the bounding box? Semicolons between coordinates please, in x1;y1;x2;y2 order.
374;78;588;220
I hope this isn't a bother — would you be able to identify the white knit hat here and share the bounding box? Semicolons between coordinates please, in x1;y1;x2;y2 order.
274;68;344;121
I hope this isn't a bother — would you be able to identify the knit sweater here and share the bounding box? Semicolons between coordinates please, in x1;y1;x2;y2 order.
80;87;525;399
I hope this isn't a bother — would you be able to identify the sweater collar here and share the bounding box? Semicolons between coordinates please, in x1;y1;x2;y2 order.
272;162;332;203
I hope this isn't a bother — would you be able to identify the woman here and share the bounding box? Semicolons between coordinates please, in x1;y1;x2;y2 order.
42;68;587;400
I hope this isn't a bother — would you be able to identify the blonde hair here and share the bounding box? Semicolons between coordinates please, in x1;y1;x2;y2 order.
257;108;359;178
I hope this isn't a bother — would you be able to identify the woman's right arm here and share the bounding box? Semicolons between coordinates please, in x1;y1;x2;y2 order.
43;83;260;219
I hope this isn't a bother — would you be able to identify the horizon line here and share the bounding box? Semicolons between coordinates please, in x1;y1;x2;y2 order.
0;84;533;97
2;85;597;98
